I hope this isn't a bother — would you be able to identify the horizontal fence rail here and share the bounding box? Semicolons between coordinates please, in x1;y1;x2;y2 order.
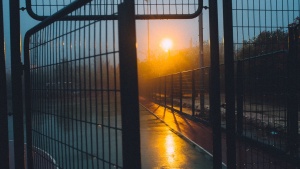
26;0;203;20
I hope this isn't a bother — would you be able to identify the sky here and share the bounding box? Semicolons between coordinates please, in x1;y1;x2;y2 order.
2;0;300;69
3;0;39;70
2;0;211;70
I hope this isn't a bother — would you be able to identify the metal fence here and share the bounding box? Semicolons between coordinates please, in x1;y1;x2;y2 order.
26;0;203;20
233;0;299;168
3;0;298;168
19;0;203;169
23;0;127;168
26;20;124;169
141;0;300;168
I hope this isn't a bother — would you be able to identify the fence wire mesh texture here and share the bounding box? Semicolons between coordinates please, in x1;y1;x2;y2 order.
2;0;299;168
141;0;300;168
27;19;122;169
233;0;300;168
26;0;202;20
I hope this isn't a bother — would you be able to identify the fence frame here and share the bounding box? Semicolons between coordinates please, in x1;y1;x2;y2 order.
10;1;24;169
118;1;142;168
25;0;203;21
23;1;93;168
223;0;236;168
208;0;222;168
287;23;299;160
0;0;9;168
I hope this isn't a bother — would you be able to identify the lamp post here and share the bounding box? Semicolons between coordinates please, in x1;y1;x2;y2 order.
199;12;205;116
145;0;150;60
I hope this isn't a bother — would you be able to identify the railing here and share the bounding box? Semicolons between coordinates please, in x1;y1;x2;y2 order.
141;50;300;168
142;67;210;121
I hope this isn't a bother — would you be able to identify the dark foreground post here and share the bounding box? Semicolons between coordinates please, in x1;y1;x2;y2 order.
10;0;25;169
118;1;142;168
209;0;222;168
223;0;236;168
287;23;299;161
0;0;9;168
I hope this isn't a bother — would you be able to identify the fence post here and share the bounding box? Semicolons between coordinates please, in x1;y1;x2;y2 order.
180;72;183;113
0;0;9;168
287;24;299;160
236;61;244;135
192;70;195;116
23;34;33;169
209;0;222;168
10;1;25;169
164;76;167;106
171;74;174;110
161;77;163;104
118;1;142;168
199;13;205;116
223;0;236;167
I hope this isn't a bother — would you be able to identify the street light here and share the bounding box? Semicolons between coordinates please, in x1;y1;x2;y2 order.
145;0;150;60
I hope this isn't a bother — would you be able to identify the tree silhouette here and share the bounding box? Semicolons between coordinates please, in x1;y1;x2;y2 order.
237;29;288;60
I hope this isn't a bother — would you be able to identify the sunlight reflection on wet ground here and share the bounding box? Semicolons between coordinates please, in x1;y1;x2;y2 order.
140;106;216;169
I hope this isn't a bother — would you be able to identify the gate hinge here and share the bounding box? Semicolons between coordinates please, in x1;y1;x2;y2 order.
20;7;26;11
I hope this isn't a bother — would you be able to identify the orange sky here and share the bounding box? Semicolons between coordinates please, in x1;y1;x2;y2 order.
136;18;205;60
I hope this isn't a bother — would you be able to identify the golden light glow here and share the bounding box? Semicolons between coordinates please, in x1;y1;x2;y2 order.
165;134;175;164
160;38;173;52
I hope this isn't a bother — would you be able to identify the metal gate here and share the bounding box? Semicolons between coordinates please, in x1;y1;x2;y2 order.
6;0;203;169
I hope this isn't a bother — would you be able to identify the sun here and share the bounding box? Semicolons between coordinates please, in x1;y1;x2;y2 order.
160;38;173;52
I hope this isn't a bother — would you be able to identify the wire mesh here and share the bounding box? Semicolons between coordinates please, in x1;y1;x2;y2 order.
26;0;202;20
144;68;210;122
28;18;122;169
232;0;300;168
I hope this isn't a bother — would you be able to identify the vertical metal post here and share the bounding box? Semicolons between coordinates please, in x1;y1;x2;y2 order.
171;74;174;110
0;0;9;168
10;1;25;169
24;35;33;169
208;0;222;168
236;61;244;135
179;72;183;113
192;71;195;116
118;1;142;168
199;12;205;115
223;0;236;168
164;76;167;106
287;25;299;159
160;77;162;104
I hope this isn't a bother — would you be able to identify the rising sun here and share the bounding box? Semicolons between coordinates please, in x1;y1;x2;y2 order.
160;38;173;52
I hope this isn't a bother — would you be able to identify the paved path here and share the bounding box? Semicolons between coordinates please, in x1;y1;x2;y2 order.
140;105;216;168
8;105;216;169
140;98;298;169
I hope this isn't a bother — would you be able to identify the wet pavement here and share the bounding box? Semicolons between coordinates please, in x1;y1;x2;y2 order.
139;98;225;164
140;105;216;168
140;98;299;169
8;102;217;169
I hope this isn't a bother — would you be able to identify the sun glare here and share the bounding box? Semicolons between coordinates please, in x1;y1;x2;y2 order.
160;38;173;52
